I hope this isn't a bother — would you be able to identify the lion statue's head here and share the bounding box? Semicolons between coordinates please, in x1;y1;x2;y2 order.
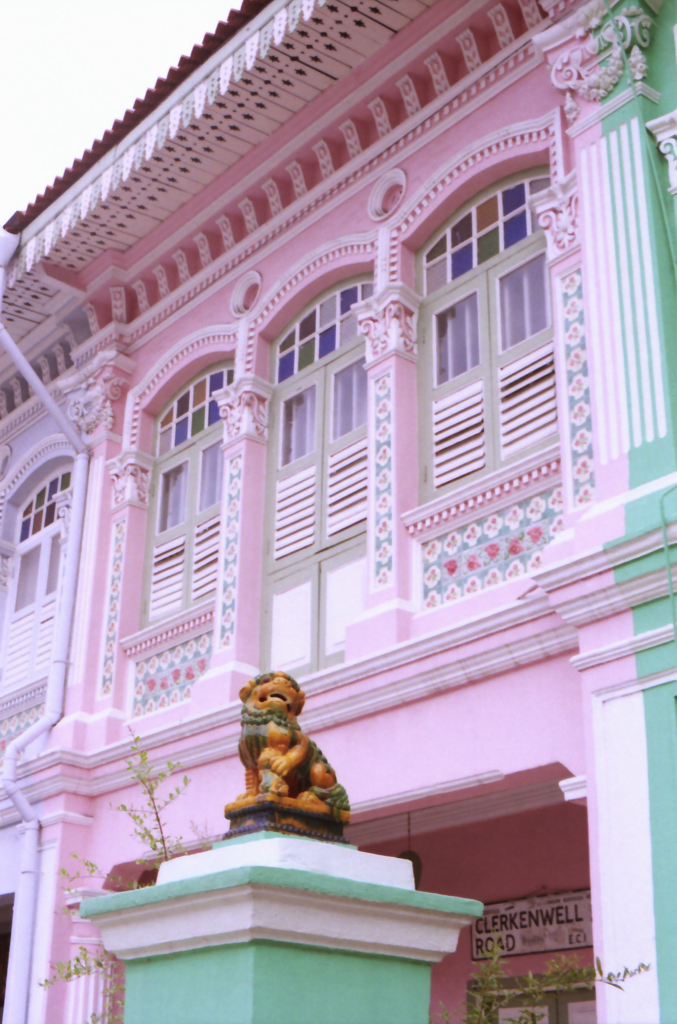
238;671;306;719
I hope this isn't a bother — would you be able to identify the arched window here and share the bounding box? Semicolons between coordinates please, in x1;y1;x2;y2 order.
263;277;372;675
144;364;232;622
2;468;71;691
418;171;555;500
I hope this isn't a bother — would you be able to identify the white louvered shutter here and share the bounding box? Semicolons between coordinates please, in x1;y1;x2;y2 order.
274;466;316;559
33;597;56;679
191;515;220;602
3;612;34;688
327;437;368;536
499;343;557;457
149;535;185;619
432;379;485;488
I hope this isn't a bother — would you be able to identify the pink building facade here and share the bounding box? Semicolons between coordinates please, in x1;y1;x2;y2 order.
1;0;677;1019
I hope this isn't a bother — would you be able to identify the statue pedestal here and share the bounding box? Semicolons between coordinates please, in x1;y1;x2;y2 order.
81;832;482;1024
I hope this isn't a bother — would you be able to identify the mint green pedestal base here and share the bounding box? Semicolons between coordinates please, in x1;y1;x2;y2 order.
81;832;482;1024
124;939;431;1024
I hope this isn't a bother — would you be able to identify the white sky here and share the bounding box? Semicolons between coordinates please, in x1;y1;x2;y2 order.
1;0;239;227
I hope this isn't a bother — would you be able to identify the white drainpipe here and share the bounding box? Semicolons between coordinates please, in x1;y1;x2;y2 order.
0;229;90;1024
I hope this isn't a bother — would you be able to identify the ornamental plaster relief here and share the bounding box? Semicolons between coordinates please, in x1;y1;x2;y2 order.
531;173;579;260
647;109;677;194
355;285;420;367
538;0;654;123
107;451;153;510
216;375;273;445
64;367;128;445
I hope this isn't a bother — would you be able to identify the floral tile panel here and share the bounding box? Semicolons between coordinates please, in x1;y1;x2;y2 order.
421;487;564;609
374;372;394;589
101;519;125;697
0;703;45;761
562;269;595;507
133;632;212;716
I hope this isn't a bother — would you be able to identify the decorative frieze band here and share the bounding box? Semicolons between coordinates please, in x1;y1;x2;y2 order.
216;374;273;446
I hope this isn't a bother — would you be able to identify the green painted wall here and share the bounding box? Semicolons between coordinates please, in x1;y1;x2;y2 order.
123;940;432;1024
643;681;677;1022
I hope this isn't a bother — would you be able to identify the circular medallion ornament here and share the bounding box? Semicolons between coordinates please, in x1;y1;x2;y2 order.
368;168;407;221
231;271;262;317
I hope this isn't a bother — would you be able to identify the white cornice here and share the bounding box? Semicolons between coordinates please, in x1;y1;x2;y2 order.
0;614;575;827
571;623;676;670
121;603;215;656
566;83;661;139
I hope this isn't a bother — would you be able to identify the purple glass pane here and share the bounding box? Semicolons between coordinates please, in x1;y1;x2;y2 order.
20;519;30;542
174;417;189;446
209;371;224;394
208;400;220;426
340;287;358;314
503;210;528;249
47;478;59;500
451;244;473;279
502;183;525;216
319;325;336;358
278;351;295;382
176;392;190;417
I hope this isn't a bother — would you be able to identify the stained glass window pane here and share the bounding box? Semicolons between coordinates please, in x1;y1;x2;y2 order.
280;332;295;353
208;400;220;426
209;371;224;394
426;260;448;294
159;428;172;455
278;351;295;382
299;311;316;340
193;380;206;405
451;244;473;280
477;227;500;264
426;236;447;263
319;325;336;358
340;287;358;314
177;392;190;417
298;339;315;370
340;315;358;346
35;488;46;510
504;210;528;249
361;282;374;299
161;408;173;428
451;213;472;248
61;473;71;490
476;196;498;232
191;407;205;436
32;510;43;535
47;478;59;500
175;418;189;446
502;183;525;216
20;519;30;542
45;503;56;527
320;296;336;327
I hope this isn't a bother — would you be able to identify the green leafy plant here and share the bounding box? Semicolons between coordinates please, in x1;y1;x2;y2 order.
40;735;193;1023
431;938;651;1024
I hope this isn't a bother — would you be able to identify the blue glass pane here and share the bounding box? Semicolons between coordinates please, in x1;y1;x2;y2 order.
208;400;220;426
503;210;528;249
451;244;473;280
174;417;189;446
209;371;224;394
340;287;358;314
319;325;336;358
47;478;59;500
20;519;30;542
502;183;525;215
278;351;295;382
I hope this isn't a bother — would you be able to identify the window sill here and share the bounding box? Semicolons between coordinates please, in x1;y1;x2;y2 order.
121;600;215;658
405;443;561;540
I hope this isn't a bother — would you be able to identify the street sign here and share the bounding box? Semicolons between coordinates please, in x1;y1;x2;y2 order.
471;890;592;960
